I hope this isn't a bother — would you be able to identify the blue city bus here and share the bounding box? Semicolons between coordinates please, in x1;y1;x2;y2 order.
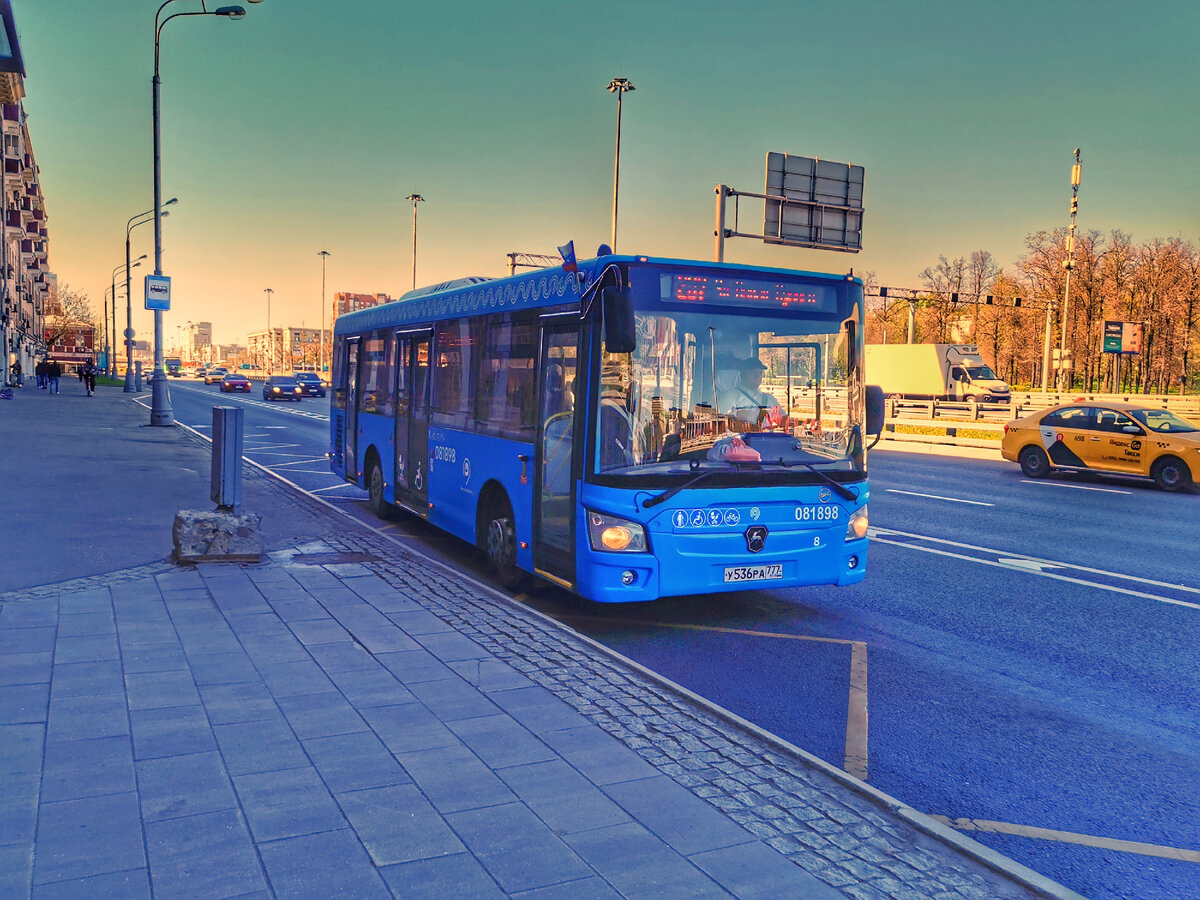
331;251;882;603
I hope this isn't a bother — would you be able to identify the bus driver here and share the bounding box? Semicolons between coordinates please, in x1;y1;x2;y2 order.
724;357;782;426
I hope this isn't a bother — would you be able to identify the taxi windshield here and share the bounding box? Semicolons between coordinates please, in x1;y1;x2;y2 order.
1130;409;1199;434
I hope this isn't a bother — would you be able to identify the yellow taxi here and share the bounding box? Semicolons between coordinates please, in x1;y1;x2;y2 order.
1001;401;1200;492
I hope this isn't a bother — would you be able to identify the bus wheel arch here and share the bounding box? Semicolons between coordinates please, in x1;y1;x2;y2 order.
476;482;529;590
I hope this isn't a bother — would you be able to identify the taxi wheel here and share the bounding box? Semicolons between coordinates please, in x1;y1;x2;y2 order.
1151;456;1193;493
1019;445;1051;478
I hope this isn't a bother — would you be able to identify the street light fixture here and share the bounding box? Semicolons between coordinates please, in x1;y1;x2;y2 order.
150;0;260;425
318;250;330;378
606;76;635;252
405;194;424;290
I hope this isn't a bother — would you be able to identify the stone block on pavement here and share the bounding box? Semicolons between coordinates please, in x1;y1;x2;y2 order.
173;510;263;563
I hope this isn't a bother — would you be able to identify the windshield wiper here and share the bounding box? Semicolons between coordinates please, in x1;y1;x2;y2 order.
769;458;859;502
641;462;758;509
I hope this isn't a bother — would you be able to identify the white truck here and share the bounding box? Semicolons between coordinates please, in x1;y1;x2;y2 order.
865;343;1011;403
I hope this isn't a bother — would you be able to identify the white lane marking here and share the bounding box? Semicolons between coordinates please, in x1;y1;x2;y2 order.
310;483;364;493
885;489;993;507
243;443;302;451
872;528;1200;597
265;469;332;476
997;558;1063;573
268;458;331;467
1019;479;1131;494
929;815;1200;863
871;534;1200;611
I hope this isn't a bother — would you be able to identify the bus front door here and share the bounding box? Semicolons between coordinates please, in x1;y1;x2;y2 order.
533;318;579;588
344;339;361;482
394;330;431;512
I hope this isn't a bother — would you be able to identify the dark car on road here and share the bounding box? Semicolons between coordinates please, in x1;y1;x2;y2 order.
292;371;326;397
220;373;251;393
264;375;304;402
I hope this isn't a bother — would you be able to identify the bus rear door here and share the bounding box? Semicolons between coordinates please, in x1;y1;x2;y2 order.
533;316;580;588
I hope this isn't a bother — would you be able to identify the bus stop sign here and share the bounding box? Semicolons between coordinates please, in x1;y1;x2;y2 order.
145;274;171;311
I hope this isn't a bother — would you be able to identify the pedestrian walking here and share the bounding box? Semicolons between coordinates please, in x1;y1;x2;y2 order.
47;358;61;394
83;359;97;396
9;359;20;387
35;359;46;389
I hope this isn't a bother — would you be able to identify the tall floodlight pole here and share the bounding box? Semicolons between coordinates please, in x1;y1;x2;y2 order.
606;77;634;252
1057;148;1082;391
318;250;330;377
263;288;274;372
126;203;169;389
114;255;146;385
150;1;259;425
405;194;423;290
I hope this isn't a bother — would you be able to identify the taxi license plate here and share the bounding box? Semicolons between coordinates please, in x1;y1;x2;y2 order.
723;564;783;583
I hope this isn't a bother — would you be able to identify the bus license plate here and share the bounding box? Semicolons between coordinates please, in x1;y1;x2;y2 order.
723;564;783;583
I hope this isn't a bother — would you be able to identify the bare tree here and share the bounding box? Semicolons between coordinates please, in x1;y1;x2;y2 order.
43;283;94;347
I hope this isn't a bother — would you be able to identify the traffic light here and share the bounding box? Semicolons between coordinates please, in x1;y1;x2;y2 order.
1014;298;1022;308
985;295;993;305
879;287;888;298
950;292;959;304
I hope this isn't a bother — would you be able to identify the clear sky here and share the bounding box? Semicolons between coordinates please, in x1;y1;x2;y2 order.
14;0;1200;351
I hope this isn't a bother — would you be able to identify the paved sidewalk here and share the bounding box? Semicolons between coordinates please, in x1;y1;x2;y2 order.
0;384;1080;898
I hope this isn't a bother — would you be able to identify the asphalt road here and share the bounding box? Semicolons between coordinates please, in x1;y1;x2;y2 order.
167;378;1200;900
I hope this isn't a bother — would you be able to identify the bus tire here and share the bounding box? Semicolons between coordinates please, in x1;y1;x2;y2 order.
1151;456;1193;493
479;491;529;591
365;452;392;519
1019;445;1050;478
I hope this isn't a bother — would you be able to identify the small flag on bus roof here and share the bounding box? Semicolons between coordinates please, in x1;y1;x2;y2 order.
558;241;578;274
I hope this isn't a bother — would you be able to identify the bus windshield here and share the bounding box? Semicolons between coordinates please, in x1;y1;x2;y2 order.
593;307;863;480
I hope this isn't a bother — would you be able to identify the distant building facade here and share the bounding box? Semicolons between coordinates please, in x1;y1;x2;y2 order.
334;292;391;317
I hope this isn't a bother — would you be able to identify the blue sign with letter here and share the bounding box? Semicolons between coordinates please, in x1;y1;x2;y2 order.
145;274;171;311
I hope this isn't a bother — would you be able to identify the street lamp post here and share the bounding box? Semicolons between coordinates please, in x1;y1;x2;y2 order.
113;255;146;385
1057;148;1082;391
263;288;274;372
405;195;423;290
606;76;635;252
150;0;259;425
318;250;330;377
126;203;168;390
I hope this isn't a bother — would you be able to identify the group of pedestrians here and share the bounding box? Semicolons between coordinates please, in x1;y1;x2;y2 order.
7;357;98;395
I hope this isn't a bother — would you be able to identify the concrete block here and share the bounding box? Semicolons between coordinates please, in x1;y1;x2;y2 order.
172;510;263;563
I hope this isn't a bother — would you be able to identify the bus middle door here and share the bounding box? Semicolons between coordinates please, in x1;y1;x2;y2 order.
533;316;580;588
344;339;361;482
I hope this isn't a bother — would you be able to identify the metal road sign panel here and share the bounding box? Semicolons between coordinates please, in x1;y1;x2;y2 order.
145;274;171;311
1121;322;1143;354
763;152;864;252
1103;320;1123;353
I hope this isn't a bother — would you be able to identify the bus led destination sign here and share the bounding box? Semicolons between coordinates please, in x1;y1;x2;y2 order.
662;273;838;312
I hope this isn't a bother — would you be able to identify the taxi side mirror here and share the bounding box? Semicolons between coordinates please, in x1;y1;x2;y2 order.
1122;424;1141;434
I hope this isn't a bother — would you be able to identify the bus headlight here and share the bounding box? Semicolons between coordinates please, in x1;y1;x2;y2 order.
845;506;868;541
588;512;647;553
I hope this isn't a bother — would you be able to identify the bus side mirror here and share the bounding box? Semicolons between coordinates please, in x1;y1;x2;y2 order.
865;385;884;436
602;286;636;354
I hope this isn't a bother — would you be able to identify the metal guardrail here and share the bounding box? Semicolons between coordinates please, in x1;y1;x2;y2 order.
888;392;1200;425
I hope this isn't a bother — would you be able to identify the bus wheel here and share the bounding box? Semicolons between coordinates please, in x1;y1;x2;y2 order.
483;497;528;591
366;455;391;518
1151;456;1193;493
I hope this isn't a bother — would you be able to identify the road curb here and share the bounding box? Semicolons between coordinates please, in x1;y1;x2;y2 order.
164;397;1082;899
